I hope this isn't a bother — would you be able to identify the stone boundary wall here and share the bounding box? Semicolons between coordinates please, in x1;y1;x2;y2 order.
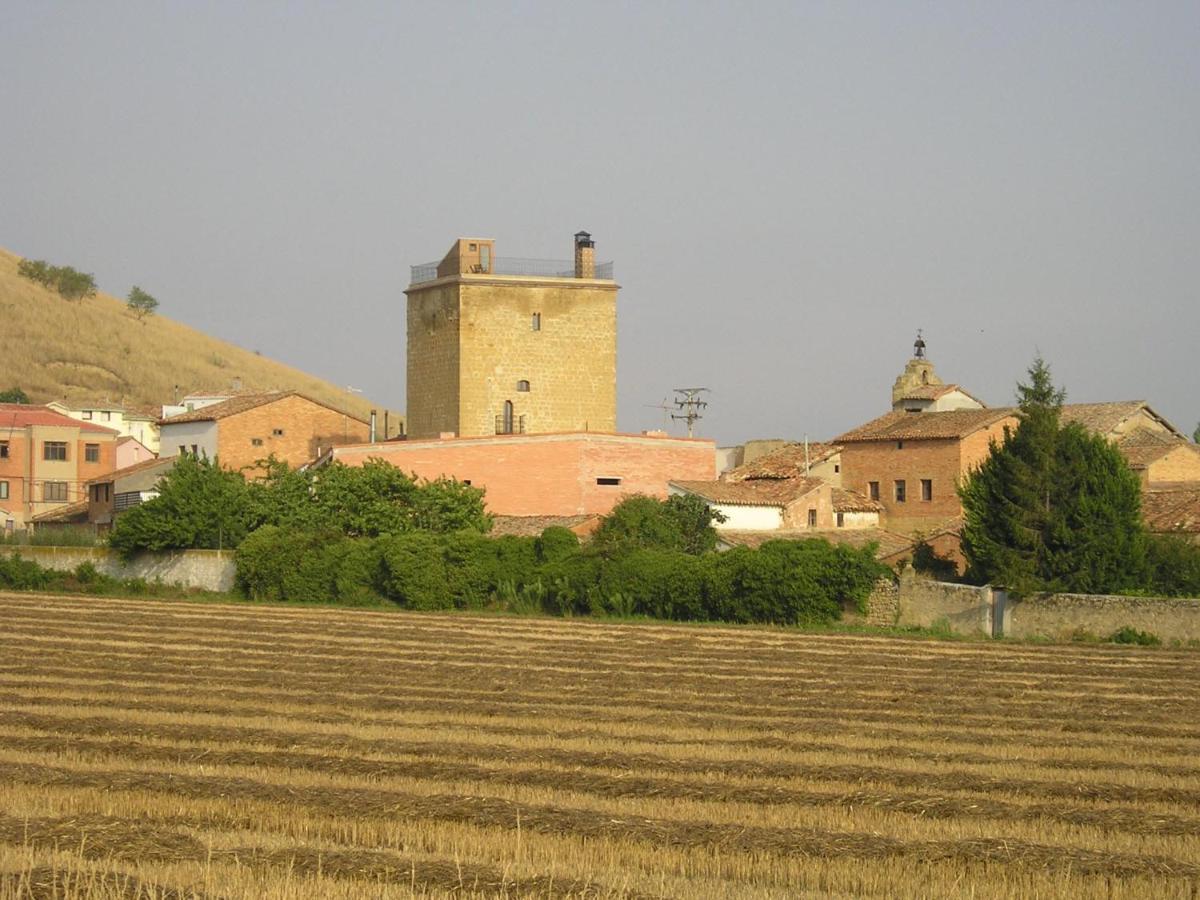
895;571;994;636
0;546;235;593
1007;592;1200;643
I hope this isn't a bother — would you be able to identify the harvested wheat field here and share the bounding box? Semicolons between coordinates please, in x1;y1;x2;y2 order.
1;594;1199;899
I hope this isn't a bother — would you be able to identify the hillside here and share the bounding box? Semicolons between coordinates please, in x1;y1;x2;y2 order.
0;248;400;429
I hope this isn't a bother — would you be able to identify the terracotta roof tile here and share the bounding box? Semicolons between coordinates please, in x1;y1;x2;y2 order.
831;487;884;513
0;404;119;435
31;499;90;523
89;456;176;489
672;477;825;507
718;527;913;558
489;515;600;537
724;443;841;482
1115;430;1198;469
160;392;366;426
836;409;1016;443
1142;486;1200;534
1057;401;1158;435
895;383;985;404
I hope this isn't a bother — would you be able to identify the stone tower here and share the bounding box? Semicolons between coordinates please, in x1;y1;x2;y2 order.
891;330;944;406
405;232;618;440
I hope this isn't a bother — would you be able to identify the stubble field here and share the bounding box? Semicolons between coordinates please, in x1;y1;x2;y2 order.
0;592;1198;898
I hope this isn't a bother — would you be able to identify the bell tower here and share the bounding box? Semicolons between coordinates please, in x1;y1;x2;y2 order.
891;330;944;407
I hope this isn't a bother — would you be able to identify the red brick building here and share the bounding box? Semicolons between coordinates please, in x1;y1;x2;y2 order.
159;392;370;475
836;408;1019;535
0;404;119;529
324;431;716;517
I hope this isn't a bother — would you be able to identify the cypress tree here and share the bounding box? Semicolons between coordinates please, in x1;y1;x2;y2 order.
960;357;1147;594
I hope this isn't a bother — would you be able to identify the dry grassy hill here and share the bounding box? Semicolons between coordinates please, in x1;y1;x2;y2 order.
0;248;400;427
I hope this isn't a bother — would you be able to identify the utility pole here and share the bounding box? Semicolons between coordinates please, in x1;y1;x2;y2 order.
671;388;710;438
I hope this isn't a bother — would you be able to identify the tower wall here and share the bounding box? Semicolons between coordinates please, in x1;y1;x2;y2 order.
406;282;461;439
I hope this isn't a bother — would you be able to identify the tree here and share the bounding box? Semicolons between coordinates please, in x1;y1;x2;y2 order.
52;267;97;301
127;285;159;320
592;493;725;558
1194;422;1200;444
109;454;257;557
0;388;29;404
959;357;1147;593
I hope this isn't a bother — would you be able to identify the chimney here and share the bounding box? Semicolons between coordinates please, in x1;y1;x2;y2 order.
369;410;377;443
574;231;595;278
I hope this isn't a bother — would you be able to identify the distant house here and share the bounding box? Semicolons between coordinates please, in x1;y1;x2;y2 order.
116;435;156;469
0;403;119;528
47;400;161;454
722;441;843;487
1114;430;1200;486
670;477;881;532
87;456;178;527
716;526;915;563
158;391;371;474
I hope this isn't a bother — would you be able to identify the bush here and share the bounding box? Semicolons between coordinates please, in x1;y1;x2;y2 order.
536;526;579;564
1109;626;1161;647
378;532;451;610
1146;535;1200;598
0;554;54;590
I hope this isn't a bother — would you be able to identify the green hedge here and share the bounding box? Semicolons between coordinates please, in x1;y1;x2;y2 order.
234;528;888;626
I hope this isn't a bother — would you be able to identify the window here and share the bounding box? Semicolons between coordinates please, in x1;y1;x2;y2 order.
272;428;284;436
85;444;100;463
516;380;530;392
251;438;264;447
178;445;187;456
82;410;93;420
596;477;622;486
836;512;845;528
191;444;198;456
531;312;541;331
921;479;933;501
463;480;472;486
807;509;817;527
896;440;904;450
43;442;67;461
0;441;8;459
894;480;907;503
868;481;880;501
102;411;112;422
468;243;477;251
91;484;110;503
44;481;68;502
0;481;7;500
834;464;840;473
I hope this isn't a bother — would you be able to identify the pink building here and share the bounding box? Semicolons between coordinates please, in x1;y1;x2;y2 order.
323;431;716;517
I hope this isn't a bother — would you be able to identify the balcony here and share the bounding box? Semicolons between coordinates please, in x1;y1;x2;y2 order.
495;414;526;436
411;257;614;286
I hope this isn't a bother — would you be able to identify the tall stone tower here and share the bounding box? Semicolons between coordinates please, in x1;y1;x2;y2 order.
891;330;944;407
405;232;618;440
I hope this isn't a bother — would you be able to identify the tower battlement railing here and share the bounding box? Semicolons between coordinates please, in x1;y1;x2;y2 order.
410;257;613;285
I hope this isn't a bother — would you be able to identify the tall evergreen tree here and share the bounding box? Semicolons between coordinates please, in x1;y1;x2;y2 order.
960;357;1146;593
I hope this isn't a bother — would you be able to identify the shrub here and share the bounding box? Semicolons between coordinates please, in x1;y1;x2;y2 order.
1109;626;1161;647
535;526;579;564
0;554;54;591
378;532;451;610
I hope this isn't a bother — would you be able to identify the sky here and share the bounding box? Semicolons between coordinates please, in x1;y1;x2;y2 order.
2;2;1197;445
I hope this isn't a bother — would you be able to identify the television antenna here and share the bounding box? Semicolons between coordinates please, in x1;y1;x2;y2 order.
671;387;710;438
643;396;673;429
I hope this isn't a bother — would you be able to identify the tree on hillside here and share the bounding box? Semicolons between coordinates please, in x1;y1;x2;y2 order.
0;387;29;404
127;285;159;321
1194;422;1200;444
959;357;1147;594
16;257;97;301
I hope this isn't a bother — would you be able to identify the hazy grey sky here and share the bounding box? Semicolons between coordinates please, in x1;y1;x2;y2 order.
2;2;1197;444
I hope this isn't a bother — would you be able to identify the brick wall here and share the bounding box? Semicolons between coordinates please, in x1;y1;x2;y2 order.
332;432;715;517
841;418;1015;535
1146;445;1200;484
216;396;370;474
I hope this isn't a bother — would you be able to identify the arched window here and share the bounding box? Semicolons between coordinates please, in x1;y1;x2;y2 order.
517;380;530;392
503;400;514;434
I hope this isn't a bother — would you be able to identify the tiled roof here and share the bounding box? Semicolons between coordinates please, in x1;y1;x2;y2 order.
89;456;176;491
490;515;600;537
836;409;1015;443
672;477;825;507
1116;430;1198;469
1057;401;1162;435
724;443;841;482
0;404;120;435
895;383;984;404
831;487;884;513
159;391;366;426
31;499;89;523
718;527;914;558
1142;486;1200;534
